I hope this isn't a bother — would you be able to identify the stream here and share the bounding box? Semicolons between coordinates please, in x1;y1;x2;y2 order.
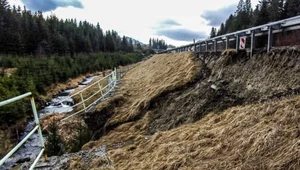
0;75;99;170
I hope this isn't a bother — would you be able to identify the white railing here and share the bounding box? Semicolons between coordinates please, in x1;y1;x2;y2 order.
0;93;45;170
59;68;118;121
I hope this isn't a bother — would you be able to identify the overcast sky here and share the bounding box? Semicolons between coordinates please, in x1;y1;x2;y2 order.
8;0;259;46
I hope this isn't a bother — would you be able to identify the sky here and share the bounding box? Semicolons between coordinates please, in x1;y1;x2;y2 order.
8;0;259;47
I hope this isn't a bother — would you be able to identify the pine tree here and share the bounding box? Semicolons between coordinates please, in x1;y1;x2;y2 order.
128;38;134;52
255;0;270;26
121;36;128;52
217;23;225;36
224;14;235;33
45;122;65;156
283;0;300;18
210;27;217;38
149;38;152;49
269;0;283;21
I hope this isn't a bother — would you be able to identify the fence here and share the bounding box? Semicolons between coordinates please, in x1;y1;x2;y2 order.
59;68;118;121
159;15;300;55
0;93;45;170
59;65;135;121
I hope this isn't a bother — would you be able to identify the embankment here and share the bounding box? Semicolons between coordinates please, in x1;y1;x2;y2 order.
21;47;300;169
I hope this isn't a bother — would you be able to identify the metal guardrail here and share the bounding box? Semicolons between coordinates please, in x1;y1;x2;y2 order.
159;15;300;54
0;93;45;170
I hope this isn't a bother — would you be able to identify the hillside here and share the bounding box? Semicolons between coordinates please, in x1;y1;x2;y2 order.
21;48;300;169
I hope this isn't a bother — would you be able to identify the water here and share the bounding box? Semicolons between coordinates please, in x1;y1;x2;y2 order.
0;76;99;170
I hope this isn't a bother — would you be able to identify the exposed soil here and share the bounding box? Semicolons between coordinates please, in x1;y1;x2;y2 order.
147;47;300;134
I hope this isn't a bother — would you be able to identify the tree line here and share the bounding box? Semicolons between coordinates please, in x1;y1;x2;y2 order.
210;0;300;38
149;38;171;50
0;0;138;56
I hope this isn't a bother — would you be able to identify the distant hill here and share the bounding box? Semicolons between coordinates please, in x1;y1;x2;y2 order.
125;37;144;45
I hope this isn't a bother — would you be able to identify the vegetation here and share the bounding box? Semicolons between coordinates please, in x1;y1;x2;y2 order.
68;124;92;153
45;122;65;156
210;0;300;38
148;38;173;50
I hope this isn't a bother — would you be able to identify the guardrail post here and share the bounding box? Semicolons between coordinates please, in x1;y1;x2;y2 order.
251;31;256;57
80;93;86;111
199;42;201;52
214;40;217;52
98;82;103;96
267;26;273;52
236;34;239;51
205;41;208;52
226;36;229;50
30;96;45;148
114;67;117;87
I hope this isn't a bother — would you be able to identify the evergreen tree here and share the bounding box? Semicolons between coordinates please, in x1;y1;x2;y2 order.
255;0;270;26
269;0;284;21
149;38;152;48
224;14;235;33
217;23;225;36
283;0;300;18
210;27;217;38
121;36;128;52
128;38;134;52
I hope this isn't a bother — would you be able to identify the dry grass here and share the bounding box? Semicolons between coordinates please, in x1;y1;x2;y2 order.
43;71;104;100
82;52;200;149
2;67;17;77
70;74;109;112
100;95;300;170
105;52;199;127
79;50;300;170
40;113;85;144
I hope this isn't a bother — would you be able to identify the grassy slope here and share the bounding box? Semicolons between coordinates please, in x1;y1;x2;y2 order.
28;49;300;169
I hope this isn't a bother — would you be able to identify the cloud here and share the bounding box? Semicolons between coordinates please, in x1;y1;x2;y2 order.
156;28;207;42
22;0;83;12
201;4;236;26
159;19;181;26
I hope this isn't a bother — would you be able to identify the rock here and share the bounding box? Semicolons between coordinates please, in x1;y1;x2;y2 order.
16;157;30;164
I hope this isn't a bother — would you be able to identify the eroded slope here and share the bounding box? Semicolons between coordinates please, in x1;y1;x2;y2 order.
83;52;201;146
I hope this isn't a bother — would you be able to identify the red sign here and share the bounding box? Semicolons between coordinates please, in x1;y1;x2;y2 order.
240;37;246;49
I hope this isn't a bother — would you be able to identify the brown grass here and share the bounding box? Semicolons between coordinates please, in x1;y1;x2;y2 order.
43;71;104;100
105;52;200;127
40;112;85;144
79;50;300;170
83;52;200;149
100;95;300;170
2;67;17;77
